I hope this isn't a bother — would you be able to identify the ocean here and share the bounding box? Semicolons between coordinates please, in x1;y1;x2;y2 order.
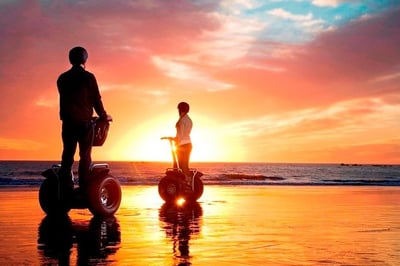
1;161;399;187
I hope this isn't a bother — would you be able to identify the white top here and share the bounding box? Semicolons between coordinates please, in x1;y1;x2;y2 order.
175;114;192;146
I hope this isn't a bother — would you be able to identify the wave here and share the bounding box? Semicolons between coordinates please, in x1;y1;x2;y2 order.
0;161;399;187
0;177;43;187
2;176;400;187
221;174;285;181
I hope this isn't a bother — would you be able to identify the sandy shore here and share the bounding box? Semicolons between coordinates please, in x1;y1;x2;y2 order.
0;185;399;265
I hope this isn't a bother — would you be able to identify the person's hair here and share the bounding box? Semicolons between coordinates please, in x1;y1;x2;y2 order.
69;46;88;65
177;102;190;113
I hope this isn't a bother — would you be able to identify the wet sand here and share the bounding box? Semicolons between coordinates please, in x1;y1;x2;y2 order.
0;186;399;265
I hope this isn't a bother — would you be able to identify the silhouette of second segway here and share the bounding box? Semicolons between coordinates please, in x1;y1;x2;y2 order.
158;137;204;202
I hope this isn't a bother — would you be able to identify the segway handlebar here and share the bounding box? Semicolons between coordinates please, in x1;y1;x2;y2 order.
161;137;179;168
160;136;175;142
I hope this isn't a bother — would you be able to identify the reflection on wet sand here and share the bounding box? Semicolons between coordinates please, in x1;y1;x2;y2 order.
38;214;121;265
0;187;398;265
159;201;203;266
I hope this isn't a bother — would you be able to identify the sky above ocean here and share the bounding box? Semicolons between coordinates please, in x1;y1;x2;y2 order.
0;0;399;163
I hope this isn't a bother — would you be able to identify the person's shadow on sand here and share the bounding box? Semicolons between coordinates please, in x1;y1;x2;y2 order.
38;214;121;265
159;201;203;266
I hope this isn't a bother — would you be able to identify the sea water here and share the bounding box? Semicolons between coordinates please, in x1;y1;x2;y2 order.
1;161;399;187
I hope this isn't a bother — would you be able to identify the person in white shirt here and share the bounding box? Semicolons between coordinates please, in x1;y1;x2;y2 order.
175;102;193;183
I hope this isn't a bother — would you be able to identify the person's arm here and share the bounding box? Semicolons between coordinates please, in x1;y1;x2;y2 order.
90;74;108;119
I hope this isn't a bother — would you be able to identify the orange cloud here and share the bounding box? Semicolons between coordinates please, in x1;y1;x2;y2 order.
0;1;399;163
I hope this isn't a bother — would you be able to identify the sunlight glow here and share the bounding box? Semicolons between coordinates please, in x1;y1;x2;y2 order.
108;114;239;162
176;198;185;206
2;1;399;164
109;115;173;161
125;186;164;209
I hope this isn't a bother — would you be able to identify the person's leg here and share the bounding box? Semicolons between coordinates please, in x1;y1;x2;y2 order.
60;122;77;187
78;121;94;188
177;143;192;183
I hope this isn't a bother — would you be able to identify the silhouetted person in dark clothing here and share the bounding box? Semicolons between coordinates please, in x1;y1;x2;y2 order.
57;46;109;191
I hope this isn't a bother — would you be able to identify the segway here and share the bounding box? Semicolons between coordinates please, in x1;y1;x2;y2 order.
158;137;204;202
39;117;121;217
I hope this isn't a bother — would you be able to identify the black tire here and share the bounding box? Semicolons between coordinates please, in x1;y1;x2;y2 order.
158;176;180;202
188;176;204;201
87;175;121;217
39;179;71;214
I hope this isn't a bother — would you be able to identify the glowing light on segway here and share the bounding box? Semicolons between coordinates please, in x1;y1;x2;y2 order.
176;197;185;206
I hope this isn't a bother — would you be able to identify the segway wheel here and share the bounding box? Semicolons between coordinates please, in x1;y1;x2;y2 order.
87;175;121;217
158;176;180;202
39;179;71;214
188;176;204;202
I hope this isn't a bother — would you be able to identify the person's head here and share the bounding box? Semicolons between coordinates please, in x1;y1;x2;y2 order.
69;46;88;66
177;102;190;114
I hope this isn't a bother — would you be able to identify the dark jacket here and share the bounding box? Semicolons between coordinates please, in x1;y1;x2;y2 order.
57;65;107;122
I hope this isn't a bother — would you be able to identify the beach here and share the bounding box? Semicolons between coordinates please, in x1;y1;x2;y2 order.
0;185;399;265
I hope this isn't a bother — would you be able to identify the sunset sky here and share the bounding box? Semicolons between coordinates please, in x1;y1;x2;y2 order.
1;0;399;163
